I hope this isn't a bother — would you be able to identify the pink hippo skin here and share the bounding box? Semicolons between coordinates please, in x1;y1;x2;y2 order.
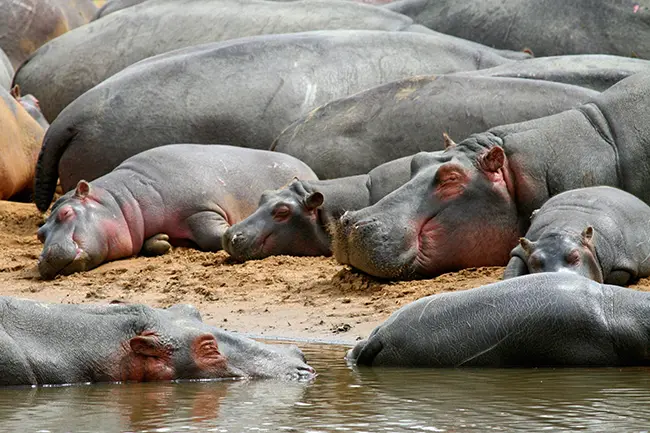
36;144;317;279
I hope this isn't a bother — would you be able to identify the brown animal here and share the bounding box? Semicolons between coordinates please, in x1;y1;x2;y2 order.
0;0;97;69
0;88;45;200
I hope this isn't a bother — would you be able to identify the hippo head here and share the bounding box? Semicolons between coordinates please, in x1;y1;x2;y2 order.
121;304;316;382
37;180;133;279
516;227;604;283
11;85;49;130
222;179;330;261
330;134;520;279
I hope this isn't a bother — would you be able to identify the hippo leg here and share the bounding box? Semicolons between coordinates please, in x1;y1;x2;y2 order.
186;211;230;252
142;234;172;256
604;270;633;286
503;256;529;279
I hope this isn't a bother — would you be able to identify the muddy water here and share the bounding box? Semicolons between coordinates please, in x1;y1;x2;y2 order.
1;342;649;432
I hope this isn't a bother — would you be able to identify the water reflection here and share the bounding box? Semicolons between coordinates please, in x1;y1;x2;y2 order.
0;343;648;432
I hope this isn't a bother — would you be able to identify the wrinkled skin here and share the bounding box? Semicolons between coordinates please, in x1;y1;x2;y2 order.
36;144;317;279
0;0;96;69
387;0;650;58
11;85;49;131
347;273;650;367
33;30;522;212
505;186;650;286
12;0;527;122
0;297;315;386
223;156;413;261
272;75;598;179
454;54;650;92
0;87;45;200
0;48;12;90
331;71;650;279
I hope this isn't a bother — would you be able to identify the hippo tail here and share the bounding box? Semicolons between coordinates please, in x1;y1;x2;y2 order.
34;119;76;212
346;337;384;366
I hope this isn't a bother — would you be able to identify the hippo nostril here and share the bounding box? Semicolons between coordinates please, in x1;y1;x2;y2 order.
353;218;376;230
297;365;316;378
231;232;245;246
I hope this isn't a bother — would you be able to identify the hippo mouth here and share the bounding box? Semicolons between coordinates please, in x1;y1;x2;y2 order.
38;241;92;280
224;230;273;262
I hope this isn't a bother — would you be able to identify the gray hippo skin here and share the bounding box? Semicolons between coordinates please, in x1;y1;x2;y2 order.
454;55;650;92
387;0;650;58
36;144;317;279
0;0;96;69
33;30;520;212
272;75;598;179
223;155;414;260
11;0;523;122
0;48;13;90
347;273;650;367
0;297;315;386
10;85;49;131
504;186;650;286
330;71;650;279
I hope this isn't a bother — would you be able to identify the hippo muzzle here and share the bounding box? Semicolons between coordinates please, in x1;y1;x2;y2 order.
38;241;92;280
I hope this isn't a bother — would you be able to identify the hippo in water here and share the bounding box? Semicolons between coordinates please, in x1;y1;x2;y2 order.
347;273;650;367
33;30;523;212
272;75;598;179
36;144;317;279
330;71;650;279
12;0;527;122
223;155;415;261
504;186;650;286
0;297;315;386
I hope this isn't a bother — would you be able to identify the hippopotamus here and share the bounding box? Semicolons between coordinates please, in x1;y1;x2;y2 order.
387;0;650;59
223;155;414;261
0;0;96;69
36;144;317;279
453;55;650;92
347;273;650;367
12;0;528;122
10;85;49;131
33;30;523;212
0;297;315;386
0;86;45;201
504;187;650;286
0;48;13;90
272;76;598;179
330;71;650;279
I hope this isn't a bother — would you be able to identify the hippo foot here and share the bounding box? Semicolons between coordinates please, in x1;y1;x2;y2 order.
142;234;172;256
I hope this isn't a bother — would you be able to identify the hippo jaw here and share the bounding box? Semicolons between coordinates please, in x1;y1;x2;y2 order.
37;240;94;280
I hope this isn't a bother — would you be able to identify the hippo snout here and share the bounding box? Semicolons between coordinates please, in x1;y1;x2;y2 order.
38;242;91;280
222;229;252;260
295;365;317;381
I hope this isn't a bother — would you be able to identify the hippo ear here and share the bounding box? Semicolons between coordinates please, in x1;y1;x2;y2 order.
74;180;91;198
519;237;535;256
192;334;225;368
129;334;169;358
10;84;20;99
442;132;456;149
581;226;594;244
305;192;324;210
480;146;505;172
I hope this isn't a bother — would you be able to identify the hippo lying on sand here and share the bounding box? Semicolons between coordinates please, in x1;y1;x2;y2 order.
347;273;650;367
330;70;650;279
37;144;317;279
505;186;650;285
0;297;315;386
272;75;598;178
34;30;522;212
223;155;414;261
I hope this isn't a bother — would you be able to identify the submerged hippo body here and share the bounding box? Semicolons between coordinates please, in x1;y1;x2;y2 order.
34;30;520;212
36;144;317;279
347;273;650;367
454;55;650;92
505;187;650;286
11;0;507;122
223;155;414;261
0;87;45;200
331;71;650;279
0;297;314;386
272;76;598;179
388;0;650;58
0;0;96;69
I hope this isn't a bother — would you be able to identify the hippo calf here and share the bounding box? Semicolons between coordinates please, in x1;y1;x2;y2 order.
37;144;317;279
0;297;314;386
347;273;650;367
11;85;49;130
223;155;415;260
504;186;650;285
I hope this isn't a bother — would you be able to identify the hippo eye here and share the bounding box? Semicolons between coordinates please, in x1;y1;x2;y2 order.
56;206;74;222
272;205;291;221
566;250;580;265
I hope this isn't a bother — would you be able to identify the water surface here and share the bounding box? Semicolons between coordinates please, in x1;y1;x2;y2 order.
2;342;649;432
